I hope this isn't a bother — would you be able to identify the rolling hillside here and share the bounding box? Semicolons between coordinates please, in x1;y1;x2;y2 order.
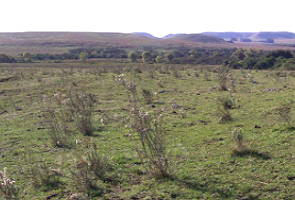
202;31;295;42
0;32;228;47
0;32;294;55
163;33;225;43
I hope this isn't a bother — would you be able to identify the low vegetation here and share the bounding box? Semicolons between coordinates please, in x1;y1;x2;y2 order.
0;60;295;199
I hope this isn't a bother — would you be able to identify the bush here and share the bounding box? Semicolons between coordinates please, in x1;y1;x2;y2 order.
132;111;171;178
231;128;248;154
44;108;74;148
0;168;20;199
172;69;182;78
217;95;238;110
142;89;153;104
43;93;75;148
216;96;233;123
71;145;110;197
217;66;231;91
115;74;171;178
27;163;62;191
66;85;96;136
231;129;271;159
273;101;294;126
128;51;138;62
204;71;210;81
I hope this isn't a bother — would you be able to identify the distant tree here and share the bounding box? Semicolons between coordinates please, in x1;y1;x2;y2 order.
188;50;199;58
79;52;88;62
281;59;295;70
128;51;138;62
233;49;247;60
0;54;16;63
142;51;154;63
165;52;174;63
254;57;276;69
155;54;165;63
268;50;293;59
20;52;33;63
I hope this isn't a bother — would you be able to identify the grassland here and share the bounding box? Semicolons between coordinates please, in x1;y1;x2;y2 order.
0;61;295;199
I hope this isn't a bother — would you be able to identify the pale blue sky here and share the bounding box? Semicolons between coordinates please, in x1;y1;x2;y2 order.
1;0;294;37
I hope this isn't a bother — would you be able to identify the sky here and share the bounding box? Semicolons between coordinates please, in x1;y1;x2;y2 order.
1;0;294;37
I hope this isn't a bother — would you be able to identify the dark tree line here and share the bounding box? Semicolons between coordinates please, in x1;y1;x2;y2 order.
226;49;295;70
0;54;16;63
1;47;295;70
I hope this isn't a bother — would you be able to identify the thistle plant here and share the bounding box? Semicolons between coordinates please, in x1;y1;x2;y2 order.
0;168;20;199
115;74;171;178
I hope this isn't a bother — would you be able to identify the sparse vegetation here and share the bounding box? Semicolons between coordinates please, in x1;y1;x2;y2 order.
1;60;295;199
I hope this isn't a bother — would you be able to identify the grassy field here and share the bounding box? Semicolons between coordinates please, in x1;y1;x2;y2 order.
0;62;294;199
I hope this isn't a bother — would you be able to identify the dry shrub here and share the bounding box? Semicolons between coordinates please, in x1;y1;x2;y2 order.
216;95;236;122
86;144;110;180
45;108;74;148
231;129;249;154
217;107;232;124
0;168;20;200
147;70;156;79
157;81;165;88
158;66;170;74
115;74;171;178
172;69;182;79
276;105;292;125
217;66;231;91
216;96;233;123
42;83;97;150
71;144;111;197
142;89;153;104
231;129;271;159
43;93;75;148
194;71;200;78
266;101;294;126
229;74;237;92
27;163;62;191
66;86;96;136
218;95;238;110
132;111;171;178
204;71;210;81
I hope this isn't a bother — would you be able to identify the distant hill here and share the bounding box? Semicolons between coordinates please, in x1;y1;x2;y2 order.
0;32;228;48
0;32;230;52
202;32;253;40
202;31;295;41
163;33;225;43
0;32;162;47
0;32;294;55
132;32;157;39
255;32;295;39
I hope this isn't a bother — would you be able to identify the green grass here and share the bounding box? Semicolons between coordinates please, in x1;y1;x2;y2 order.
0;64;294;199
